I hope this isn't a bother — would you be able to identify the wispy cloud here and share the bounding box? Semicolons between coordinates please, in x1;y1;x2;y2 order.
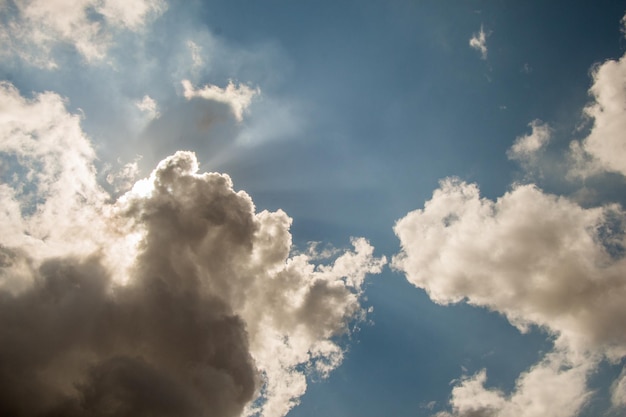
0;0;166;67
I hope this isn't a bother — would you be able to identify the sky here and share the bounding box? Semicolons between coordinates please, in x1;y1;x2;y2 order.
1;1;626;417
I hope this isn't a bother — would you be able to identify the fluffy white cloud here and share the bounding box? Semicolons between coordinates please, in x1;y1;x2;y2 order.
394;178;626;357
575;51;626;177
469;25;488;60
0;0;166;66
435;351;591;417
182;79;260;122
0;83;386;417
0;81;109;264
394;178;626;416
507;120;551;162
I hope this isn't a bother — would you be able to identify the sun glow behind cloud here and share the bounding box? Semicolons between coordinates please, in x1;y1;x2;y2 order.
1;1;626;417
0;81;386;417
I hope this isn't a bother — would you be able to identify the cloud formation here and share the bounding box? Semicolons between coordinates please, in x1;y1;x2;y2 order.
507;120;551;162
0;0;166;67
182;80;260;123
394;178;626;416
572;50;626;178
395;16;626;415
469;25;488;60
0;83;386;417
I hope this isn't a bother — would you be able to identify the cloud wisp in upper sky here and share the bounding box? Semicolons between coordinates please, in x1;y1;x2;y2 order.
469;25;488;60
394;16;626;417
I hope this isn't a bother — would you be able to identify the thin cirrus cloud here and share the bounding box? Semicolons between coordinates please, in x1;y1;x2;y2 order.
394;15;626;417
0;82;386;417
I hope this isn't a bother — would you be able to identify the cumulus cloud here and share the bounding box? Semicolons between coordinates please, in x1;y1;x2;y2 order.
0;83;386;417
393;178;626;416
0;0;166;67
570;50;626;178
394;179;626;358
182;79;260;123
507;120;551;162
395;18;626;415
469;25;488;60
435;351;591;417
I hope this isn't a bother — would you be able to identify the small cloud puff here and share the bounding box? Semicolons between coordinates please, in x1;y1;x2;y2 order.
182;79;260;122
507;120;551;161
469;25;488;60
135;95;160;119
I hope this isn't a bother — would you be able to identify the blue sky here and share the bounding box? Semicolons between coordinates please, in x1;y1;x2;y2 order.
1;1;626;417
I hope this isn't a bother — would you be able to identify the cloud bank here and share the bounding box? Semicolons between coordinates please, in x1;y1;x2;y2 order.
0;83;386;417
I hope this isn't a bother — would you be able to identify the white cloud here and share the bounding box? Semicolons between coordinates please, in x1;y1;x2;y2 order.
182;79;260;122
507;120;551;162
573;51;626;178
135;94;160;119
394;178;626;417
613;368;626;408
436;351;591;417
394;178;626;358
0;0;166;66
105;156;142;193
0;83;386;417
469;25;488;60
0;81;109;262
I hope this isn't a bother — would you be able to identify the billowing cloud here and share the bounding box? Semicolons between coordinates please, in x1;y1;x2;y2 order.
393;178;626;416
396;17;626;414
469;25;488;60
435;351;591;417
0;0;166;67
394;178;626;358
573;50;626;178
0;83;386;417
182;79;260;123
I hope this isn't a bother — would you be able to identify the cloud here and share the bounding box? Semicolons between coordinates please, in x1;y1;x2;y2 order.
135;95;160;120
0;0;166;67
0;83;386;417
613;368;626;408
469;25;488;60
394;178;626;358
393;178;626;416
435;351;591;417
182;79;260;123
507;120;551;162
570;50;626;178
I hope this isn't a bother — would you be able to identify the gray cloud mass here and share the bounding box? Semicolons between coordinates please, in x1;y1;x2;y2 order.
0;84;386;417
